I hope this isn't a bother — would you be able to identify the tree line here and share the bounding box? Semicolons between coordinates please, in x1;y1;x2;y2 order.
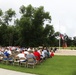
0;4;76;47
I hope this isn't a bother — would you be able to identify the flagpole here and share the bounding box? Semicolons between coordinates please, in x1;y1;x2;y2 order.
59;21;60;50
59;34;60;50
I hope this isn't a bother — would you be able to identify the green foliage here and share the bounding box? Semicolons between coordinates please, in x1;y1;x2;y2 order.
3;8;16;25
18;4;53;47
0;9;3;16
0;4;75;47
19;5;26;14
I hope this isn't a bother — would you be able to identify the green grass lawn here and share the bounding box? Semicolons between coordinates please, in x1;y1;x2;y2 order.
0;56;76;75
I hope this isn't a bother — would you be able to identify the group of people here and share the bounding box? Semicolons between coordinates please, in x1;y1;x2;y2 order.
0;46;56;65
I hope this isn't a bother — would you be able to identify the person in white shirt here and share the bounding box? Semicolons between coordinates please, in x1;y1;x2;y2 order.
17;51;26;62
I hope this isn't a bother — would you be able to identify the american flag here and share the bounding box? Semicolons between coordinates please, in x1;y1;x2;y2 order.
60;34;64;40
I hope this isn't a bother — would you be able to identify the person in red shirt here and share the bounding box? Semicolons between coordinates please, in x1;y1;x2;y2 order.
33;48;40;63
49;50;54;58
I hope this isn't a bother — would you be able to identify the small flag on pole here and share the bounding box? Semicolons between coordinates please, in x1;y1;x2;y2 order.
60;34;64;40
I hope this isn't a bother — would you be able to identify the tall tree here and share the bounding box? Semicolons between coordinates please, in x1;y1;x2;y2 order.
18;5;52;47
3;8;16;25
0;9;3;16
0;9;3;25
73;36;76;46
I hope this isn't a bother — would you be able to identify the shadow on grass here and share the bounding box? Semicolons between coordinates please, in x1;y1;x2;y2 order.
72;71;76;75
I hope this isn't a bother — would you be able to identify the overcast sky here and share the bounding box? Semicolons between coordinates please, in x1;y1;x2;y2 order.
0;0;76;37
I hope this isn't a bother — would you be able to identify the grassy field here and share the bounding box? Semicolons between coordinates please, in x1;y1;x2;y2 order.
0;56;76;75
